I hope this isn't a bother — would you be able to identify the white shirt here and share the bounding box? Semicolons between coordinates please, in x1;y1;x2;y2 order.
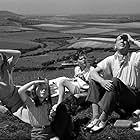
74;66;95;81
97;51;140;89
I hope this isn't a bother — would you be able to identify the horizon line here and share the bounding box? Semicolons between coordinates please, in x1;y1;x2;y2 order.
1;10;140;17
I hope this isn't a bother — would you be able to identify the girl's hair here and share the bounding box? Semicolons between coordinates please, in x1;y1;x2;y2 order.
75;49;87;60
31;84;42;107
31;77;52;107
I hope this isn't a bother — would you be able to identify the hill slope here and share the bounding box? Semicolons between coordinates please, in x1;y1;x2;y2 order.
0;11;24;26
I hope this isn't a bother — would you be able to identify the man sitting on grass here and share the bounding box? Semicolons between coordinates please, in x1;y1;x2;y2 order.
85;33;140;133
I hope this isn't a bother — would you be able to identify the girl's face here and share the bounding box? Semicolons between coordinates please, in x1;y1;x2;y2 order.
77;55;88;67
36;84;49;99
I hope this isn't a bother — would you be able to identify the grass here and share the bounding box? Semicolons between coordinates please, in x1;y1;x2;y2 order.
0;110;31;140
1;99;140;140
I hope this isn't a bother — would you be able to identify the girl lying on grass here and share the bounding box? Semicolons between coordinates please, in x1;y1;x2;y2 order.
18;78;59;140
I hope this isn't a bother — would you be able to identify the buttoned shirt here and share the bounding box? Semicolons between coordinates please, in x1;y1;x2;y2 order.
74;66;95;81
97;51;140;89
25;97;51;127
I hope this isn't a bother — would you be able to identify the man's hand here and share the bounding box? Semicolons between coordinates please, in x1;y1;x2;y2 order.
100;80;114;91
122;33;135;44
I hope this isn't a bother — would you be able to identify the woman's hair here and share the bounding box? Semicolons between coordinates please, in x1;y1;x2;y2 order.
75;49;87;60
0;53;8;78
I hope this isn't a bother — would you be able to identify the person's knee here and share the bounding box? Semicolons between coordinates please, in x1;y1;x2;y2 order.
62;79;71;87
89;79;101;91
74;86;80;94
59;79;67;87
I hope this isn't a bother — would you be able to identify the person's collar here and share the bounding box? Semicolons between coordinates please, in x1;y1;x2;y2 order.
41;97;50;104
114;51;130;66
114;51;130;59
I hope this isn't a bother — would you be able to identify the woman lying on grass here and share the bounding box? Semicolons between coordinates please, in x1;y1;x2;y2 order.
18;78;59;140
52;50;95;111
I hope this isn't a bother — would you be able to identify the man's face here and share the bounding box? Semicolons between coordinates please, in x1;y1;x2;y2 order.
115;35;130;52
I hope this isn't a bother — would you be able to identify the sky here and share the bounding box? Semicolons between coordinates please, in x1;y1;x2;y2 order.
0;0;140;15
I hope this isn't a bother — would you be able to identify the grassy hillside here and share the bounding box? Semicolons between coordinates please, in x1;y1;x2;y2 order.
0;12;140;139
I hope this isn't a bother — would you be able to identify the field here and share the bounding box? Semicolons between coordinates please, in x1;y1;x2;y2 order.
1;11;140;139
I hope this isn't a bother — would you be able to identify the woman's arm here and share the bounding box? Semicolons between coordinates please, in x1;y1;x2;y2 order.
0;49;21;66
18;80;45;102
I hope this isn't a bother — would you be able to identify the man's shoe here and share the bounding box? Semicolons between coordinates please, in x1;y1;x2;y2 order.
50;136;59;140
84;118;99;131
89;120;107;133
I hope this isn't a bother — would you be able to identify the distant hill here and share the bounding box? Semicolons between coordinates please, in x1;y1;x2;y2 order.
0;11;24;26
0;11;22;18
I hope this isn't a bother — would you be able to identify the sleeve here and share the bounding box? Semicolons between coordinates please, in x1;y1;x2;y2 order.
97;56;111;70
133;51;140;69
25;96;34;108
97;56;113;79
